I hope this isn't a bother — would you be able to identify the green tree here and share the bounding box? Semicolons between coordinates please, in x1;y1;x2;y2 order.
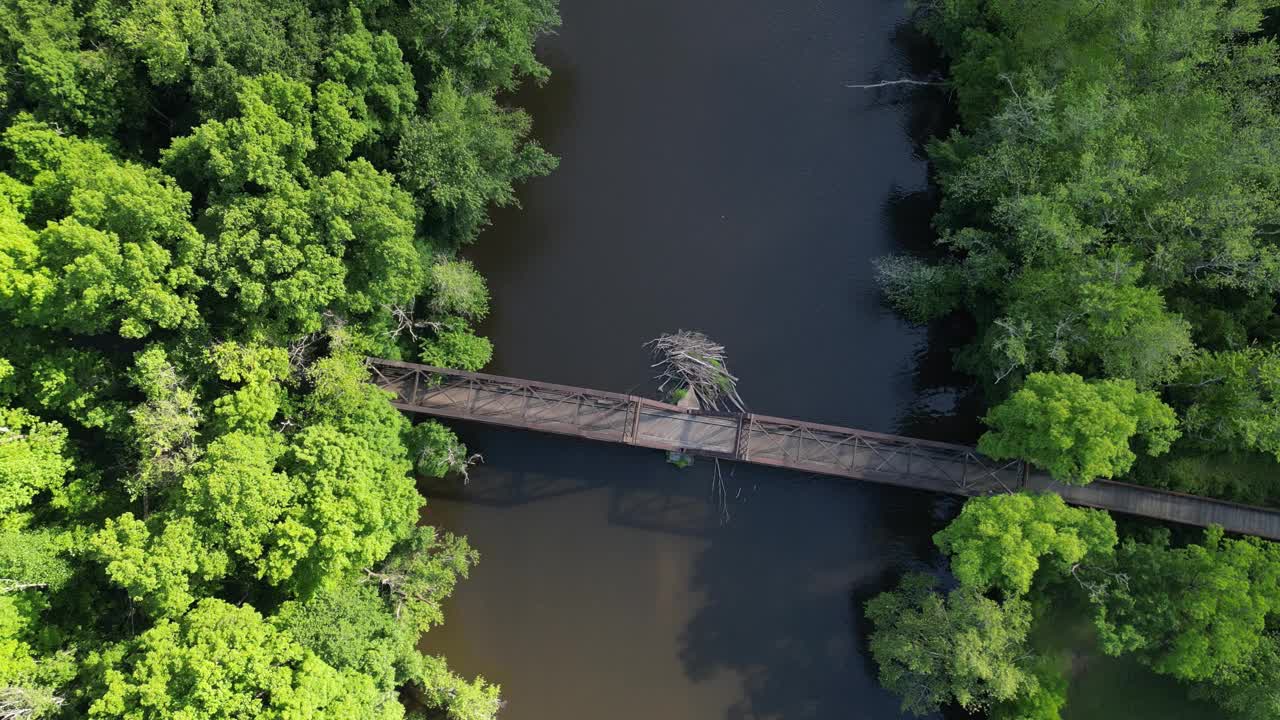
91;0;210;86
993;252;1194;387
1094;526;1280;683
0;119;204;339
426;257;489;320
1193;635;1280;720
396;72;556;245
934;493;1117;598
978;372;1179;483
178;431;290;568
274;583;414;692
873;254;965;323
0;0;559;716
0;527;73;591
406;419;473;478
865;573;1039;716
419;317;493;371
0;0;143;134
163;73;314;194
311;159;424;318
270;424;419;594
1172;347;1280;460
0;407;71;515
321;8;417;142
372;0;559;93
18;346;131;434
989;660;1067;720
91;513;227;618
365;526;477;632
87;598;401;719
205;342;290;434
412;656;502;720
127;346;202;498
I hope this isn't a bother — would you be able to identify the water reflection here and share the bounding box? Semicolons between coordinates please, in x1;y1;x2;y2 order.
421;423;958;720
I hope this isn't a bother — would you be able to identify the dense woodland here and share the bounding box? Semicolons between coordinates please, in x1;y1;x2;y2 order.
869;1;1280;718
0;0;557;717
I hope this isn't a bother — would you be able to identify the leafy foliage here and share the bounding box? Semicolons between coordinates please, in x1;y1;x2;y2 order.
1093;526;1280;683
406;419;473;478
87;599;401;719
0;118;203;339
879;0;1280;505
419;317;494;371
0;408;72;515
1171;347;1280;459
365;526;478;632
397;72;556;245
978;372;1179;483
426;257;490;320
865;573;1038;716
0;0;557;715
934;493;1116;597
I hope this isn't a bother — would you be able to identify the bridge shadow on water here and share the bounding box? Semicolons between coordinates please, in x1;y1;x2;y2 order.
422;421;967;720
418;419;737;537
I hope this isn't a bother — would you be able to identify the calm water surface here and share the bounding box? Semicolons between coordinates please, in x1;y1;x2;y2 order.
422;1;970;718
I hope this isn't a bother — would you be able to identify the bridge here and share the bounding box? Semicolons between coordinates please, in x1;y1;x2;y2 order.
368;358;1280;540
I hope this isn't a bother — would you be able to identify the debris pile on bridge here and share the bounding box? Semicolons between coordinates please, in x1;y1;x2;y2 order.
646;330;746;412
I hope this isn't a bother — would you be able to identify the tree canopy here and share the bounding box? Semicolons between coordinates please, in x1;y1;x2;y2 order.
865;572;1038;716
978;372;1179;483
933;493;1116;597
0;0;558;716
867;3;1280;714
878;0;1280;503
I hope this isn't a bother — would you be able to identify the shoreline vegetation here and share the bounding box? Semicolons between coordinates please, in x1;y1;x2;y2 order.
0;0;558;717
867;2;1280;719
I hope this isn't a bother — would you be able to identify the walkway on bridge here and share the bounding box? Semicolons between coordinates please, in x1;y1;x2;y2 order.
369;358;1280;540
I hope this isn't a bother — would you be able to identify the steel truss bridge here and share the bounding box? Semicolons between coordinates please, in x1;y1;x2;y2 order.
369;359;1280;540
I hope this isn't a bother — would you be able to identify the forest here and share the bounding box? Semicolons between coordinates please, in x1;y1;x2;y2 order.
869;1;1280;718
0;0;557;717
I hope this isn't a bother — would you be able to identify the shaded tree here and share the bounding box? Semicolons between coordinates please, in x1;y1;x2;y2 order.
865;573;1039;716
1094;526;1280;683
396;72;556;245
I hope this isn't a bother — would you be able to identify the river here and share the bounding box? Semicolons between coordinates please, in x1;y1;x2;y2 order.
415;2;1199;719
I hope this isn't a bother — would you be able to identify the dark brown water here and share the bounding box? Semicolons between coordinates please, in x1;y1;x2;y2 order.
419;1;972;718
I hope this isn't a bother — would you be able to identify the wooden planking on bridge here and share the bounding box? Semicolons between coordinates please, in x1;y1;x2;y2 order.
1027;475;1280;539
368;358;1280;541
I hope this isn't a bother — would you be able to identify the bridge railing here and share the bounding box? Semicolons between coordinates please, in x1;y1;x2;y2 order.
741;414;1024;496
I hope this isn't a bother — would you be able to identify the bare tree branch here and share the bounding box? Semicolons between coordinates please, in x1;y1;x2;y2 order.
845;78;945;89
0;580;47;594
385;302;441;342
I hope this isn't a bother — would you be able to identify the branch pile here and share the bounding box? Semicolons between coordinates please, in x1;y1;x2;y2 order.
646;331;746;412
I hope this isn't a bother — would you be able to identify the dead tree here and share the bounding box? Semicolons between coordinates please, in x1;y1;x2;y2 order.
0;687;63;720
646;331;746;412
385;302;441;342
0;580;48;594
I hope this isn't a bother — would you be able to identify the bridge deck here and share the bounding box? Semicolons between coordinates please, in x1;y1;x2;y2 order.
369;359;1280;540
